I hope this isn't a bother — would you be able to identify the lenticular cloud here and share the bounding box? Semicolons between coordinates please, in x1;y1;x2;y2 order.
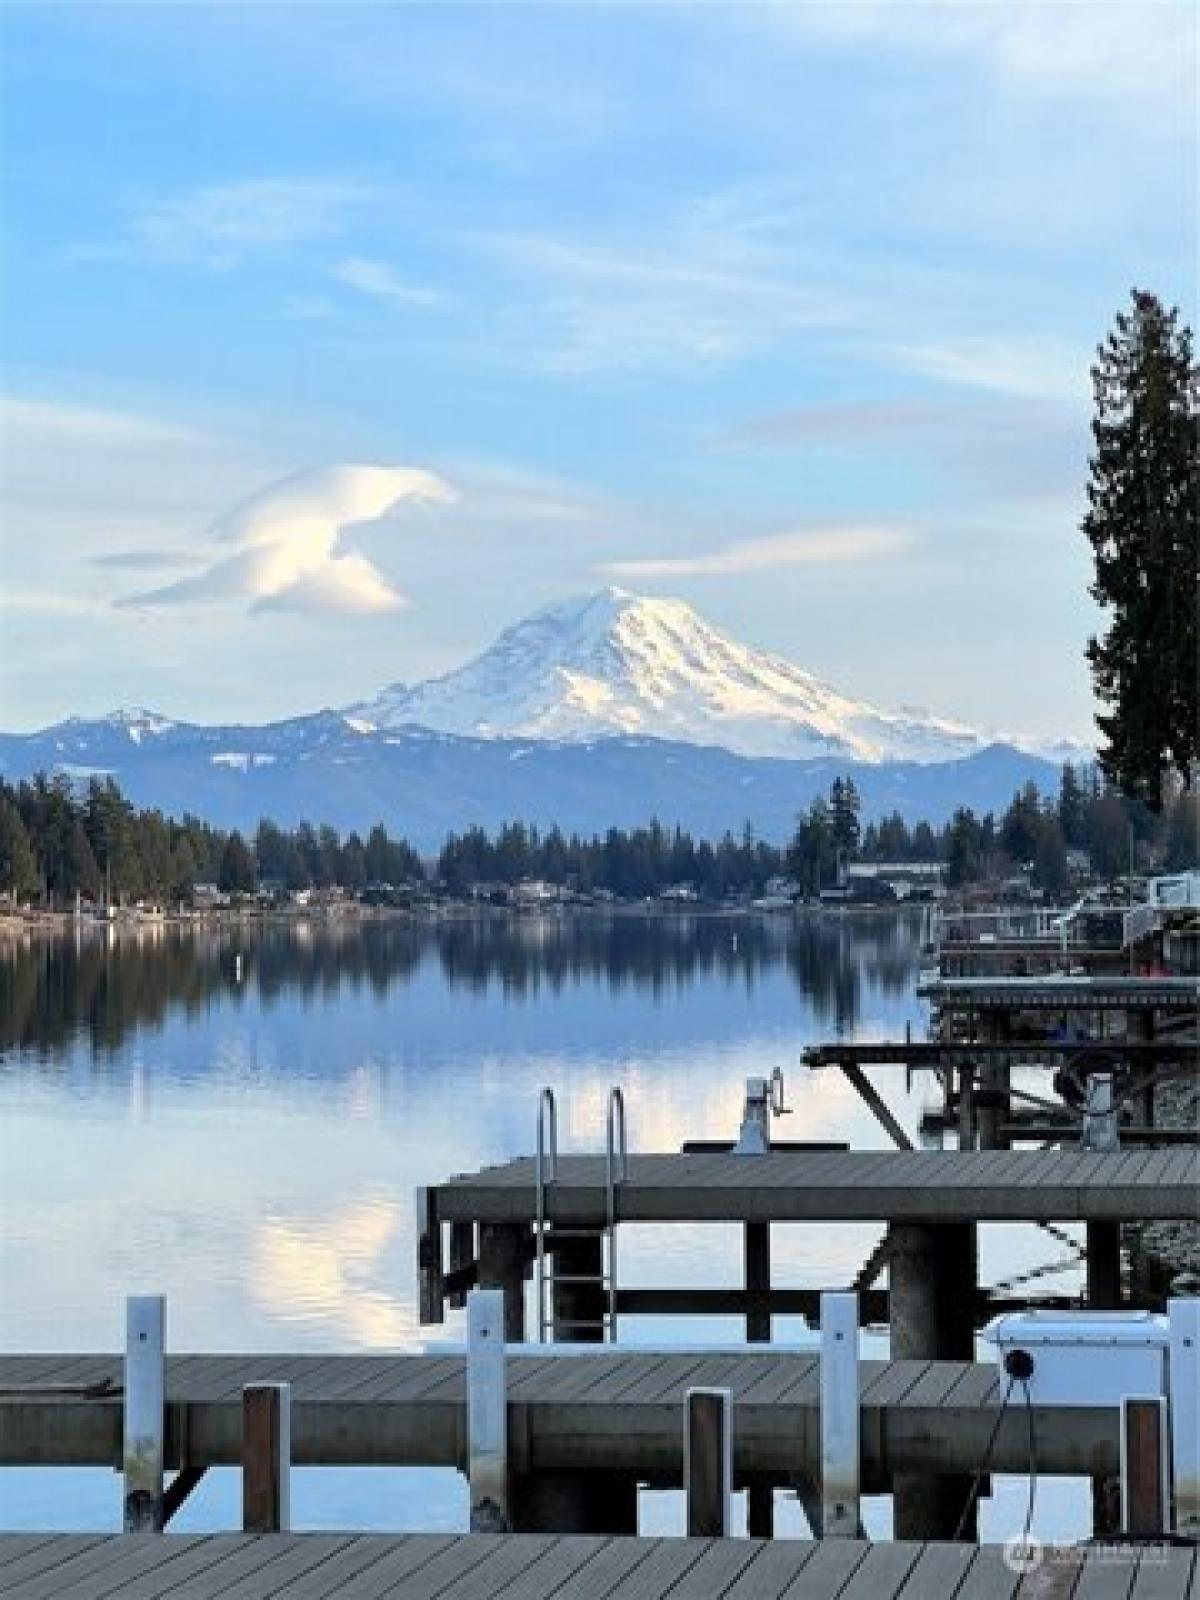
124;464;454;614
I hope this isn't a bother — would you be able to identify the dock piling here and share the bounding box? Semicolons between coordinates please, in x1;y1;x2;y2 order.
478;1225;528;1343
122;1294;165;1533
684;1388;732;1537
242;1383;291;1533
1120;1396;1167;1537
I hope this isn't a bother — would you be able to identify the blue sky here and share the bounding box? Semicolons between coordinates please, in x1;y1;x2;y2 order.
0;2;1195;738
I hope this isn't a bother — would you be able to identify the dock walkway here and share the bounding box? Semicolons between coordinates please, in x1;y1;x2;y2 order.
1;1532;1193;1599
0;1353;1116;1479
430;1149;1200;1226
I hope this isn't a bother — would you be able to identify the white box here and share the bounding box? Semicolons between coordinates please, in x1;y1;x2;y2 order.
981;1311;1169;1406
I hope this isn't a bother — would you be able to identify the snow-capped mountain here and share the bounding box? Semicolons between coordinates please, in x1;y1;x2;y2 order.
353;587;991;765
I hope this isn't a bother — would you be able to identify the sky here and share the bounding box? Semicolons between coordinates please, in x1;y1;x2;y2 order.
0;1;1195;739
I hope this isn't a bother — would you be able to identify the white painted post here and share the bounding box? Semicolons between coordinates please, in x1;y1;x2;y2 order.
1169;1298;1200;1535
123;1295;165;1532
684;1387;732;1536
242;1382;292;1533
467;1288;509;1531
820;1290;860;1538
1082;1072;1119;1151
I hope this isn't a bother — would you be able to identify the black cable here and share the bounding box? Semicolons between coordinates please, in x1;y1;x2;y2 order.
952;1372;1015;1542
1019;1375;1038;1545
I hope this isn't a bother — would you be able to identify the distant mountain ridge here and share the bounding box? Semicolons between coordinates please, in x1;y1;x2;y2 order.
0;712;1061;852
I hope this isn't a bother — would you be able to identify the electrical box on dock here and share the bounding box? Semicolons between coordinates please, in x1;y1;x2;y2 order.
982;1311;1169;1406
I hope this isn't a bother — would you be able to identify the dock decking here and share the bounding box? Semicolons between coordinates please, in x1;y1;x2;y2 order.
0;1352;1117;1479
0;1533;1193;1599
430;1149;1200;1226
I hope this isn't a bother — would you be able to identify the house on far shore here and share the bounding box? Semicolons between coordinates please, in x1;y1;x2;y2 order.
843;861;945;902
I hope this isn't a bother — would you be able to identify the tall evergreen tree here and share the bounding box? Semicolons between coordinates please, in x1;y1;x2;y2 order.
1083;290;1198;805
0;794;39;901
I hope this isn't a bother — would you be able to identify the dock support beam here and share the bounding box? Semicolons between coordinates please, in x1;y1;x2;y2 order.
744;1222;773;1536
820;1291;860;1538
478;1224;527;1343
467;1290;509;1532
888;1222;977;1539
242;1383;291;1533
417;1187;444;1326
1086;1221;1122;1309
123;1295;165;1532
684;1388;732;1536
1169;1298;1200;1536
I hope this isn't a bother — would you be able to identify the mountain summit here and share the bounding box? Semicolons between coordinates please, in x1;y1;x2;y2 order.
352;587;989;765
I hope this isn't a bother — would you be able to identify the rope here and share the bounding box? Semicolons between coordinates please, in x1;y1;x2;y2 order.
953;1373;1016;1541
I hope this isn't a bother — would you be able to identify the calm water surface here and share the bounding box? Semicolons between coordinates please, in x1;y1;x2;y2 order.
0;911;1085;1538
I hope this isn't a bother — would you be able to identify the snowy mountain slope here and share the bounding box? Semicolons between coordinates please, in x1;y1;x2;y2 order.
353;588;991;765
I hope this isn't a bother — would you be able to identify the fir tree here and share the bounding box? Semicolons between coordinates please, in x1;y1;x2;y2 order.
0;794;39;901
1083;290;1198;804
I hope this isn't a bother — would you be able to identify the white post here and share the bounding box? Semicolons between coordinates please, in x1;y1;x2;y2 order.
820;1290;860;1538
684;1387;732;1536
1169;1298;1200;1535
1082;1072;1119;1151
123;1294;165;1532
467;1289;509;1531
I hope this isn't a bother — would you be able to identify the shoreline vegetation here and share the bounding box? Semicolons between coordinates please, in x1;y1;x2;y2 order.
3;766;1196;919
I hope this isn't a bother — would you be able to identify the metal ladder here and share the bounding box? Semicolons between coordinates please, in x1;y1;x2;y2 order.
534;1086;627;1343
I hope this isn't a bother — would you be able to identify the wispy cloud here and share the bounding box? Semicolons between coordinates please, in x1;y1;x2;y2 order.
884;336;1090;404
0;396;201;446
477;198;850;374
93;179;368;269
601;525;913;580
123;464;455;615
755;2;1196;114
91;548;200;572
332;256;446;309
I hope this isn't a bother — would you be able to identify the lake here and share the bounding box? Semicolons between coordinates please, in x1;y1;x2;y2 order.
0;910;1087;1539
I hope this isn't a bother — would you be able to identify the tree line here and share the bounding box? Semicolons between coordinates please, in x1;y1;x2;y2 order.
1;768;1194;909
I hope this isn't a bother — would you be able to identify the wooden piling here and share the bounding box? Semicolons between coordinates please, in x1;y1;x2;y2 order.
1121;1397;1167;1537
417;1187;444;1326
242;1383;291;1533
448;1222;475;1310
743;1221;773;1536
1086;1221;1122;1309
123;1295;165;1533
684;1388;732;1537
478;1224;528;1343
889;1222;977;1539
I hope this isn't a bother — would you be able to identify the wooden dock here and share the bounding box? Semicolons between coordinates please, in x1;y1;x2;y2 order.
1;1532;1193;1599
428;1149;1200;1226
918;975;1200;1012
0;1352;1117;1481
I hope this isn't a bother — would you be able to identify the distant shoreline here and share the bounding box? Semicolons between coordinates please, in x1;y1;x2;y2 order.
0;899;923;940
